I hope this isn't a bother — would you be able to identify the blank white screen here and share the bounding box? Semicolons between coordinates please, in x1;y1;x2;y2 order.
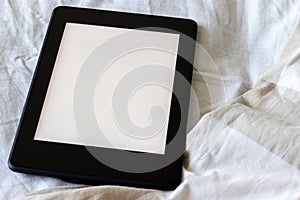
34;23;179;154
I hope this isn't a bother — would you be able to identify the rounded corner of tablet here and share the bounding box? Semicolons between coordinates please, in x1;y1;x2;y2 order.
7;146;24;173
187;18;198;28
52;6;68;15
7;154;18;172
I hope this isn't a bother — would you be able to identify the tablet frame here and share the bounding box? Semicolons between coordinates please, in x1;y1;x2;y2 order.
8;6;197;190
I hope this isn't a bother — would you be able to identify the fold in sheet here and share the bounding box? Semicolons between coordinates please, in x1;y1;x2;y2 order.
1;1;300;199
16;21;300;200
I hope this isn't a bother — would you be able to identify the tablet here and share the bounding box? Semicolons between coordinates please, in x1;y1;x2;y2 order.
9;6;197;190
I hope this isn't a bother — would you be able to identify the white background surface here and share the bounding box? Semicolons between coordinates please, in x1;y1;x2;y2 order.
1;1;300;199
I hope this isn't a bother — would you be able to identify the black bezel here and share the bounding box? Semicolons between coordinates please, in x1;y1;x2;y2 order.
8;6;197;190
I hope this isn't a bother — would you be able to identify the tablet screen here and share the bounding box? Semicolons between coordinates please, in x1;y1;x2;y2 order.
34;23;179;154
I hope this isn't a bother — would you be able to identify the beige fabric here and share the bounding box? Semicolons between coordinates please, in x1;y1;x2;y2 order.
16;185;161;200
211;21;300;168
1;1;300;199
15;21;300;200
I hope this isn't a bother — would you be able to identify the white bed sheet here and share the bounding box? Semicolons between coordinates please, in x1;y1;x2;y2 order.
1;0;300;199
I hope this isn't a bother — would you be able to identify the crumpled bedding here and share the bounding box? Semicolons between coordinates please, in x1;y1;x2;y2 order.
1;1;300;199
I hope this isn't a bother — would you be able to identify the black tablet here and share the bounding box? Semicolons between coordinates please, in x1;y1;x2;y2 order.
9;6;197;190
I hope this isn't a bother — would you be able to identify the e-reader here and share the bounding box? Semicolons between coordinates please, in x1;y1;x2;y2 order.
9;6;197;190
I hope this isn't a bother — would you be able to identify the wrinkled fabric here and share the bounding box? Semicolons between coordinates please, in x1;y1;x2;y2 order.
1;1;300;199
15;20;300;200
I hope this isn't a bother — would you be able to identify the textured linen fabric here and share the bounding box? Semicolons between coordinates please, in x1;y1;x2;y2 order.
16;20;300;200
1;0;300;199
